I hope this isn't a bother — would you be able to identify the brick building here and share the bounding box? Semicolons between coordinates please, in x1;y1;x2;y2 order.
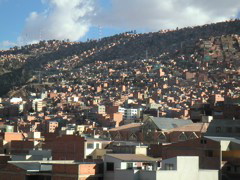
43;135;85;161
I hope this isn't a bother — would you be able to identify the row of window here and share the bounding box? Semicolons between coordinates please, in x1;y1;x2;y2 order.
216;127;240;133
158;133;198;141
87;143;100;149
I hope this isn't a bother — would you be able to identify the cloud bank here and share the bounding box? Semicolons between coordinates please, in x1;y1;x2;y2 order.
95;0;240;30
20;0;95;43
0;40;17;50
2;0;240;50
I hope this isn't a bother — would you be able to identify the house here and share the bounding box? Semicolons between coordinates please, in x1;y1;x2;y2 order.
108;123;142;142
162;137;221;170
205;119;240;137
141;116;193;143
159;123;209;143
104;154;160;180
106;142;148;155
43;135;85;161
104;155;218;180
162;135;240;179
84;137;111;159
0;160;103;180
205;136;240;180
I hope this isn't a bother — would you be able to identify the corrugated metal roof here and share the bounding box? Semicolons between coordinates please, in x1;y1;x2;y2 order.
109;123;142;132
150;117;193;130
204;136;240;144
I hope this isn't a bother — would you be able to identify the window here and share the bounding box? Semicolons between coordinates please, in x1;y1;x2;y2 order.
179;133;187;141
200;139;207;144
226;127;232;133
236;127;240;133
158;134;166;142
129;134;137;141
234;166;240;172
106;162;114;171
127;163;133;169
216;127;221;133
114;133;121;140
165;163;174;170
205;150;213;157
87;156;92;159
96;143;100;149
97;156;102;159
226;166;231;172
87;143;94;149
189;132;198;140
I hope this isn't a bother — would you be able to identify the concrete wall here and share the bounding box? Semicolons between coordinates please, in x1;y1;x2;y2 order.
85;141;103;158
135;146;147;155
114;168;218;180
29;149;52;160
161;157;177;170
220;140;230;151
176;156;198;173
162;138;221;169
140;170;157;180
198;171;219;180
110;156;218;180
104;155;121;180
115;169;139;180
28;132;41;139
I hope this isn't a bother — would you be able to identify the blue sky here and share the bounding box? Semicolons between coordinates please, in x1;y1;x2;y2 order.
0;0;240;50
0;0;132;48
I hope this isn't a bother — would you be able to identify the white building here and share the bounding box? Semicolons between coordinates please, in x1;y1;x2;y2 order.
27;132;41;139
104;154;159;180
32;99;43;112
84;138;111;159
10;97;23;104
92;105;106;114
118;107;141;123
104;155;218;180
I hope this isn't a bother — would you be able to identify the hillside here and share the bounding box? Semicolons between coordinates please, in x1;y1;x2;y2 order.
0;20;240;97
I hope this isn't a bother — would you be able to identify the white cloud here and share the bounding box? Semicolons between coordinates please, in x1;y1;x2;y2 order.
21;0;95;43
94;0;240;30
5;0;240;49
0;40;17;50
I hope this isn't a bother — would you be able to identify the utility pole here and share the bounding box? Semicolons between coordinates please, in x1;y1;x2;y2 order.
146;50;148;59
35;71;42;84
98;25;102;40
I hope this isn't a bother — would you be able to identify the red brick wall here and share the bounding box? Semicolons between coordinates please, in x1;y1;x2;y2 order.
53;164;79;174
79;164;96;175
52;164;101;180
162;138;221;169
147;144;163;158
4;132;23;142
0;172;25;180
43;135;85;161
0;164;26;180
52;176;77;180
10;140;35;155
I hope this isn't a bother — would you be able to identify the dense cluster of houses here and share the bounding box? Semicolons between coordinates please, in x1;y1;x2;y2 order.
0;20;239;180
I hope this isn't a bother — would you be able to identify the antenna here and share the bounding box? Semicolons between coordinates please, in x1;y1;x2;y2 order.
35;71;42;84
98;25;102;40
146;50;148;59
39;31;42;41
